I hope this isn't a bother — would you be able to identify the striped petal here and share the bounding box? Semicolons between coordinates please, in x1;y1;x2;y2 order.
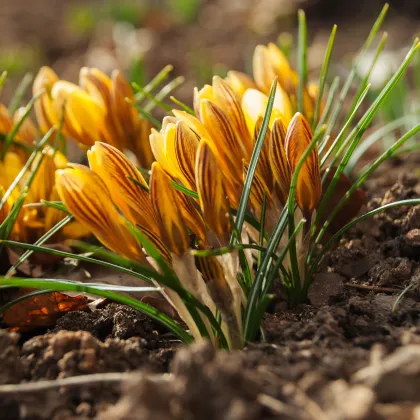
269;118;291;205
56;165;146;263
285;113;321;216
150;162;189;256
212;76;253;157
33;66;59;134
174;121;199;191
87;142;157;234
51;81;106;147
224;70;257;100
196;139;231;246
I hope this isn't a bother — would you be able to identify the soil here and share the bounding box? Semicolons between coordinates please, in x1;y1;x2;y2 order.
0;153;420;419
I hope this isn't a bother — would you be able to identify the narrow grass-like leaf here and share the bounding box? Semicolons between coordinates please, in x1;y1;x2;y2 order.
0;276;192;343
243;206;288;341
316;40;419;230
0;90;44;160
5;215;73;277
0;127;54;209
315;76;340;134
322;4;389;142
134;64;173;102
346;115;415;174
144;77;185;113
0;71;7;94
297;9;308;114
230;77;277;245
314;121;420;248
132;82;172;112
349;32;388;114
126;98;162;130
127;176;149;193
312;25;337;129
258;193;267;268
170;181;199;199
320;84;371;162
9;73;33;115
170;96;195;115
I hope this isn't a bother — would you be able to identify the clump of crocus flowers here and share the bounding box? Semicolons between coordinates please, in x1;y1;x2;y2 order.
54;42;322;349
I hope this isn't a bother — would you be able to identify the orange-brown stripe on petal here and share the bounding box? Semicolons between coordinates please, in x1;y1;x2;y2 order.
243;160;273;220
195;139;231;246
224;70;257;101
253;116;273;192
56;165;146;263
87;142;157;234
212;76;253;157
174;121;199;190
285;113;321;216
269;118;290;205
150;162;189;256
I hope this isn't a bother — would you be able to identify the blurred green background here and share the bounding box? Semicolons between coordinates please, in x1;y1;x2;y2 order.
0;0;418;104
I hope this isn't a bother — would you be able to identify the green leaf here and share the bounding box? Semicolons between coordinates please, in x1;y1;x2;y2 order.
8;72;33;115
230;77;277;245
312;25;337;129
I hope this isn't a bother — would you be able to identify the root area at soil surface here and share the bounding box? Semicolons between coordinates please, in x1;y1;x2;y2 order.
1;156;420;419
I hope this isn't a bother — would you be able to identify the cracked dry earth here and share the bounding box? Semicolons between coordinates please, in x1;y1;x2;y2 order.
1;155;420;419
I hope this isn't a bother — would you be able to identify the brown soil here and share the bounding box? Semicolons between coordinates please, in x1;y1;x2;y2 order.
1;154;420;419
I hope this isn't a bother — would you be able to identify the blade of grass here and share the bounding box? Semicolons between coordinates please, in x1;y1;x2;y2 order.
126;98;162;130
319;84;371;161
134;65;173;102
5;215;74;277
315;76;340;134
170;181;199;199
0;127;55;209
346;115;415;174
316;40;419;229
8;73;34;115
170;96;195;115
230;77;277;245
313;121;420;249
0;71;7;94
144;77;185;113
0;90;44;160
322;4;389;143
312;24;337;130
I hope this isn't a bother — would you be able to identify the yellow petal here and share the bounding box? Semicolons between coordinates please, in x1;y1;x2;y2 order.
0;104;13;136
269;118;290;205
212;76;253;156
285;113;321;215
33;66;60;134
224;70;257;100
241;87;289;136
87;142;157;234
243;160;273;220
174;121;199;191
172;110;212;140
56;165;146;263
195;139;231;246
110;70;138;150
150;162;189;256
51;81;106;147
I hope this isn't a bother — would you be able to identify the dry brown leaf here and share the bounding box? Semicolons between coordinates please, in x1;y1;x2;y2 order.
3;288;88;331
